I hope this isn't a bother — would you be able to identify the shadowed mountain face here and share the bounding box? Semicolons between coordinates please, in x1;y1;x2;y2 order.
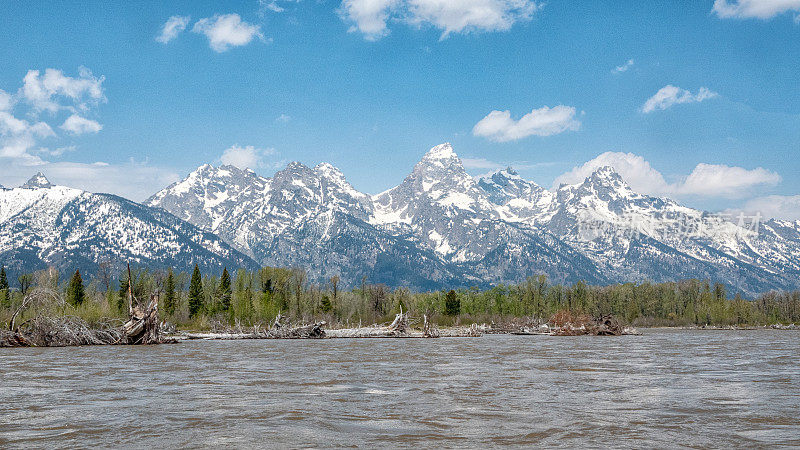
144;143;800;294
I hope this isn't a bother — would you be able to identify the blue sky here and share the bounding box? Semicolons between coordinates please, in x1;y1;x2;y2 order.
1;0;799;217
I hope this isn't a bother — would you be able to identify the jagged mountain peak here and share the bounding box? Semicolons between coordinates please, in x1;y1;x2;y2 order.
314;162;347;183
423;142;456;160
22;172;52;189
589;165;625;183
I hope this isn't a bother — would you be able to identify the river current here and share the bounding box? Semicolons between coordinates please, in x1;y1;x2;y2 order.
1;329;798;448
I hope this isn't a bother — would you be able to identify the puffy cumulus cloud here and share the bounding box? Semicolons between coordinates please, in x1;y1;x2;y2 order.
712;0;800;19
59;114;102;135
612;59;634;74
0;160;180;202
219;145;276;169
1;68;104;164
641;85;717;113
19;67;105;114
733;195;800;221
192;14;264;52
676;163;781;198
553;151;671;194
339;0;540;40
473;105;580;142
339;0;399;39
0;111;55;163
554;152;782;199
156;15;191;43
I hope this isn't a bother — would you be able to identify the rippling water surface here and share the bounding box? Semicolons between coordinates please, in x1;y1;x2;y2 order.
1;329;799;448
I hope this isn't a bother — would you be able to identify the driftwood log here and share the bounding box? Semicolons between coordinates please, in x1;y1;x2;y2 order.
121;264;163;345
423;314;440;338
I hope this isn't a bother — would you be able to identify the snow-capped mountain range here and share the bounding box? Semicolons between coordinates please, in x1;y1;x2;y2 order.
0;173;257;279
2;144;799;294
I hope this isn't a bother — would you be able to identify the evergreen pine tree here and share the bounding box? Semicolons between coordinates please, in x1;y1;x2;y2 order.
0;266;9;292
320;295;333;313
219;267;232;311
67;269;86;307
118;272;130;312
188;264;204;317
164;268;176;315
445;289;460;316
0;266;8;307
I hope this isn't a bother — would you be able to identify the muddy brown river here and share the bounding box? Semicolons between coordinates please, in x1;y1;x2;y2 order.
1;329;798;448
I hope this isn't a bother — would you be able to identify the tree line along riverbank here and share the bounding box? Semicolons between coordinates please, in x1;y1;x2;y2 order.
1;264;798;345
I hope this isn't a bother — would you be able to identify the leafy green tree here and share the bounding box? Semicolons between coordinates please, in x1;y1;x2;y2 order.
445;289;460;316
67;269;86;307
188;264;204;317
219;268;232;311
164;268;177;315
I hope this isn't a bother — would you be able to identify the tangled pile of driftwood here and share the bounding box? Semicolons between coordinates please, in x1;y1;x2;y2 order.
326;310;410;338
2;264;166;347
549;311;624;336
266;314;327;338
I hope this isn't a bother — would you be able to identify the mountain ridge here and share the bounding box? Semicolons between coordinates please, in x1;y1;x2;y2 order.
2;143;799;294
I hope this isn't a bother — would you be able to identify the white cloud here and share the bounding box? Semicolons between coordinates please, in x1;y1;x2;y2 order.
192;14;264;52
259;0;301;14
339;0;540;40
219;145;276;169
276;113;291;123
641;85;717;113
554;152;782;199
677;163;781;198
734;195;800;221
19;67;105;114
1;67;105;164
156;15;191;43
612;59;634;74
339;0;399;39
473;105;581;142
59;114;102;135
553;151;671;194
0;89;13;111
712;0;800;19
0;111;55;162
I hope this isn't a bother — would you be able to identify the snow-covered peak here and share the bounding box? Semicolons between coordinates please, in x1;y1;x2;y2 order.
315;162;346;183
422;142;456;161
22;172;52;189
588;166;625;185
